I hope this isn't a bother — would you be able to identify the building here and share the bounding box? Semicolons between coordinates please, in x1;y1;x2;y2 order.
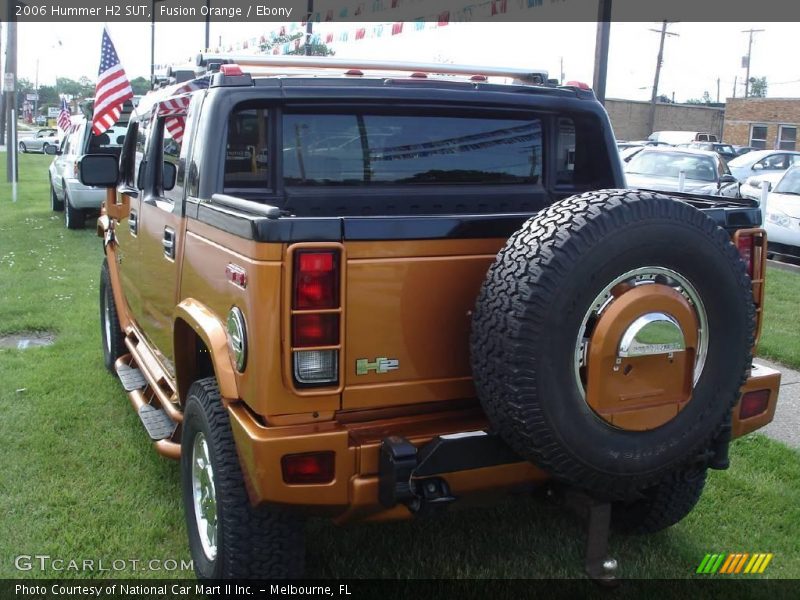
722;98;799;150
604;99;724;142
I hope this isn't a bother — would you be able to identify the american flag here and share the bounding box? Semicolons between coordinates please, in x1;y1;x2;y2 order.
157;78;209;143
91;27;133;136
57;97;71;132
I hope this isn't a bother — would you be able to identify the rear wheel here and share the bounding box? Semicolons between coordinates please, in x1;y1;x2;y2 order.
182;378;305;579
41;143;50;155
64;190;84;230
471;190;755;500
611;469;707;534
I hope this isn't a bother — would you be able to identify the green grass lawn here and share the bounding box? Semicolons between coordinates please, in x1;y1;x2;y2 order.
1;153;799;582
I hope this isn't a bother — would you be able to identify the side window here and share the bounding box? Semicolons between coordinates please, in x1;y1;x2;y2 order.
224;107;270;190
555;115;613;188
119;121;139;187
156;115;185;203
135;115;152;190
60;134;70;155
556;118;576;184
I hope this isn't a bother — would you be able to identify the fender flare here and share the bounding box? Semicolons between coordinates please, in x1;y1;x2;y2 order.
173;299;239;403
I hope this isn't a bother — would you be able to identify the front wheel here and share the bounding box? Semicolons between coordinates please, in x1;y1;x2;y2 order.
18;142;26;153
181;378;305;579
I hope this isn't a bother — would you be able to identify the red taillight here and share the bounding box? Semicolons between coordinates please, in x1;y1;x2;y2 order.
282;452;335;484
565;80;591;90
292;313;339;347
294;251;338;309
736;233;755;279
220;64;243;76
739;390;770;420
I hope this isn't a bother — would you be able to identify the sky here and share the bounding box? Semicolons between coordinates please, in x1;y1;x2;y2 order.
5;20;800;103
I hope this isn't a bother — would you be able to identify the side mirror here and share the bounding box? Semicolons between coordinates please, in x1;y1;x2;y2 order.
162;162;177;191
719;174;737;184
752;163;764;171
78;154;119;187
44;145;59;156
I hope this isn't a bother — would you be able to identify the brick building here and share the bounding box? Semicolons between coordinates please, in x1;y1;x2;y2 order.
722;97;800;150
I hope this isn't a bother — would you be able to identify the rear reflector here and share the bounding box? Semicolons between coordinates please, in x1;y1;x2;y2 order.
739;389;770;420
294;350;338;384
736;233;755;279
292;313;339;348
282;452;335;484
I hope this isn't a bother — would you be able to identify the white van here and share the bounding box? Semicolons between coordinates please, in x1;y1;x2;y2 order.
648;131;719;145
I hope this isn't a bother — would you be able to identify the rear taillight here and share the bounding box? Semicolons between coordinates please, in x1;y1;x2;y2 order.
739;389;770;420
736;232;755;278
294;251;338;309
291;249;340;386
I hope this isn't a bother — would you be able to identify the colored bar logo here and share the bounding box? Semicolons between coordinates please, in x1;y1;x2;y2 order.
696;553;773;574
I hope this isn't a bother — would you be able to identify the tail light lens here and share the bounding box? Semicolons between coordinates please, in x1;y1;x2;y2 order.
736;233;755;279
292;314;339;347
739;389;770;420
291;249;341;387
282;451;335;484
294;251;338;309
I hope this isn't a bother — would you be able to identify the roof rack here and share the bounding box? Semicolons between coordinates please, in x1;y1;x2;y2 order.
195;53;548;85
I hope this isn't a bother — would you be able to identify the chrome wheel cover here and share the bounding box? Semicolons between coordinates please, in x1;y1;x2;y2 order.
574;266;709;399
191;432;218;561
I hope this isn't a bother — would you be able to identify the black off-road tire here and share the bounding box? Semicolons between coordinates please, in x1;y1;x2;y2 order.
471;189;755;500
100;258;126;373
182;378;306;579
51;183;64;212
64;190;85;230
611;469;708;535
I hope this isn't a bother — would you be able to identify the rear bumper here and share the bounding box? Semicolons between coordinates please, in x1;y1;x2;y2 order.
65;179;106;209
229;362;780;521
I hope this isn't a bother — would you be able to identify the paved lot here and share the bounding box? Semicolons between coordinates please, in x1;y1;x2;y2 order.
758;358;800;449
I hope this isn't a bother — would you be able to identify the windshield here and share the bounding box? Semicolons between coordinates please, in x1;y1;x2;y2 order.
775;168;800;195
715;145;735;154
625;151;718;182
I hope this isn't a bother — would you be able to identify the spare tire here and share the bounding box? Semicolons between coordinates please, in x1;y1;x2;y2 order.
470;189;754;499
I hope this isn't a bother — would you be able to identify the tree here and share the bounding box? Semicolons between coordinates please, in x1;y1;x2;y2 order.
130;76;150;95
259;30;334;57
749;76;767;98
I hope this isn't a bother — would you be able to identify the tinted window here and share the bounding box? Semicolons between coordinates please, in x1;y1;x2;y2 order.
119;121;139;186
158;116;184;203
282;113;542;185
224;108;270;189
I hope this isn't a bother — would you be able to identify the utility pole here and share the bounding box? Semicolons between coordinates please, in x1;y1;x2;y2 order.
0;19;5;142
732;75;737;98
205;0;211;50
5;0;19;185
741;28;764;98
592;0;612;105
305;0;314;56
648;21;679;135
559;56;564;85
716;77;720;103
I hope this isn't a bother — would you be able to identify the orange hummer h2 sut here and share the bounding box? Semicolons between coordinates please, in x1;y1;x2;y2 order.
78;56;781;580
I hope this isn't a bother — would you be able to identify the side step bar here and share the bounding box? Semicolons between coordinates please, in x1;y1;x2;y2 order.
115;355;181;460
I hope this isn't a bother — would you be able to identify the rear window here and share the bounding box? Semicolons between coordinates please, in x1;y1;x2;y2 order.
281;113;542;186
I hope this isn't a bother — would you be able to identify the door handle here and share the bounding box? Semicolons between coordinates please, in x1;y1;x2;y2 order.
129;209;138;235
163;227;176;260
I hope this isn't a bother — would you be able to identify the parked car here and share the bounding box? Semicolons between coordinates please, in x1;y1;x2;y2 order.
762;166;800;259
648;131;718;145
739;171;787;203
677;142;738;162
46;103;132;229
78;55;779;580
727;149;800;183
733;145;757;156
18;127;60;154
624;147;739;196
619;145;645;162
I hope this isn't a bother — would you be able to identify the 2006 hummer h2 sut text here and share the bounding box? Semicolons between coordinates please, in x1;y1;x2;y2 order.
80;55;781;580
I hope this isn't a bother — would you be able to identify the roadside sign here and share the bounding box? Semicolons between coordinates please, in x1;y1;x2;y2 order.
26;93;39;101
47;107;60;118
3;73;14;92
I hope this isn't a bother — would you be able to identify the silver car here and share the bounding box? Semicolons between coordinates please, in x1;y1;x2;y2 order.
47;116;128;229
18;128;61;154
624;147;739;196
727;149;800;183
